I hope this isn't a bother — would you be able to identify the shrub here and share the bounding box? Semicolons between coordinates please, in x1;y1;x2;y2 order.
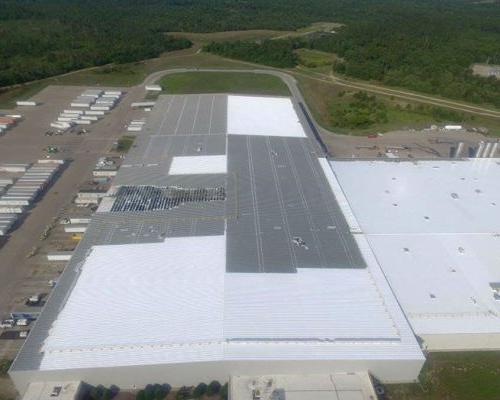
0;359;12;376
206;381;221;396
154;385;166;400
136;390;146;400
89;385;105;400
176;386;192;400
193;383;207;398
220;383;228;400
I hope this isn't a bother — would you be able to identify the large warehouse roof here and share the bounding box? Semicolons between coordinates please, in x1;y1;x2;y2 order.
39;233;420;371
331;159;500;234
330;159;500;338
12;94;423;375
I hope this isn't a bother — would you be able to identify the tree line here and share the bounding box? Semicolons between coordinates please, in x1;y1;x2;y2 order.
1;0;499;107
204;1;500;107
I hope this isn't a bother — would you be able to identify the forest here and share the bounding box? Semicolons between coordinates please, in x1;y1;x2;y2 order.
204;41;298;68
205;1;500;107
1;0;500;107
300;12;500;107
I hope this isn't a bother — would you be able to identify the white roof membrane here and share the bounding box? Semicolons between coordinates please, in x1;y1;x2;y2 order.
367;233;500;335
40;230;423;370
330;159;500;336
41;235;226;361
224;268;400;341
227;95;306;138
330;159;500;234
169;155;227;175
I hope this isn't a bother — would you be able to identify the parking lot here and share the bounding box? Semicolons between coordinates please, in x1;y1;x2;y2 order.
327;128;491;159
0;83;148;361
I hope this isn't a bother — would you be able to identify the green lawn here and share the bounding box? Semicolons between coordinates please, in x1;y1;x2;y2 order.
295;48;337;68
0;81;47;110
158;72;290;96
386;352;500;400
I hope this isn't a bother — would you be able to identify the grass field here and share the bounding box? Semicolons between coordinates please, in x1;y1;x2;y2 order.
158;71;290;96
386;352;500;400
295;48;337;68
296;74;500;136
0;50;262;109
168;29;290;45
274;21;344;39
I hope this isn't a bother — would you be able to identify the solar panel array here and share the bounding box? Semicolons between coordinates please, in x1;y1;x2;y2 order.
110;185;226;212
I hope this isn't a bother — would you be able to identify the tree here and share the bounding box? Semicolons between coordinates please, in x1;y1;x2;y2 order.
89;386;105;400
144;385;156;400
162;384;172;397
206;381;221;397
136;390;146;400
154;385;167;400
220;383;228;400
176;386;192;400
193;383;207;398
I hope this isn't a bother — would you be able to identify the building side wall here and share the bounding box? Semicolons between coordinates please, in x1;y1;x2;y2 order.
420;333;500;351
11;358;424;395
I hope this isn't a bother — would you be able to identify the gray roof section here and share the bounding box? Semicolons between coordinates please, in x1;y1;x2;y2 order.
141;94;227;137
226;135;364;273
116;134;226;186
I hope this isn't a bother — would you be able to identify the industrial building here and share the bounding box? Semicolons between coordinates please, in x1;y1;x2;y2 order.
331;159;500;350
10;94;424;394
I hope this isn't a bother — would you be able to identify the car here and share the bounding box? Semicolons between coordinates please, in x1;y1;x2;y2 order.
25;294;41;306
16;318;30;326
0;319;15;328
19;330;30;338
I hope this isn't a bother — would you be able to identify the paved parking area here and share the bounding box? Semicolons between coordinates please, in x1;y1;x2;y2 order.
0;83;147;362
326;129;490;159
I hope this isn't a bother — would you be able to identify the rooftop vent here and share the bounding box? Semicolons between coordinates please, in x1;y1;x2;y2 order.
292;236;309;250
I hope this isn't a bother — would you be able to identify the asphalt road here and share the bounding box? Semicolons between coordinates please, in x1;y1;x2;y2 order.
142;67;335;143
